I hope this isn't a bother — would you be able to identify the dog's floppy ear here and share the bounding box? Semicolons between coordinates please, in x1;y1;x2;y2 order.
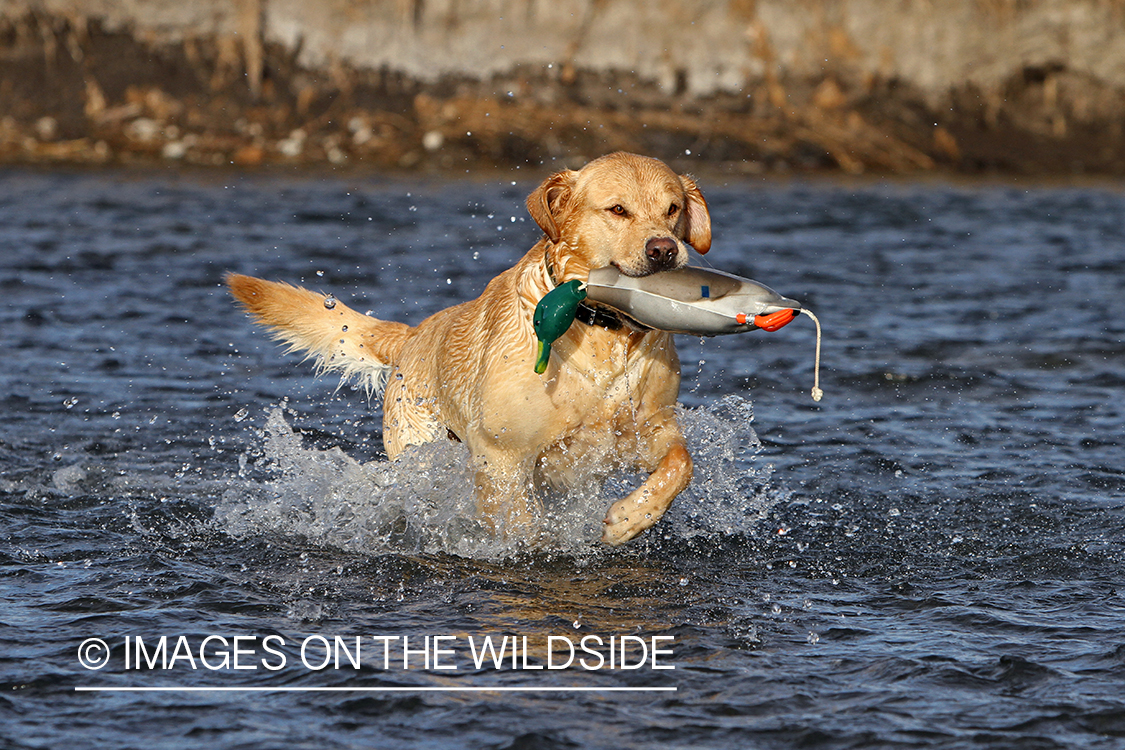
679;174;712;254
527;169;577;243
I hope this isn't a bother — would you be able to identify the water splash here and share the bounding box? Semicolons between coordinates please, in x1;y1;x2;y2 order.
669;394;787;537
216;395;783;559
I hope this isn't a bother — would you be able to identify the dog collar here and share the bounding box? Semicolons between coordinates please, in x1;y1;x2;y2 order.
574;301;624;330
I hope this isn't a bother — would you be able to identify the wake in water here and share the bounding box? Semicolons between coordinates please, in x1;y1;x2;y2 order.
216;394;785;559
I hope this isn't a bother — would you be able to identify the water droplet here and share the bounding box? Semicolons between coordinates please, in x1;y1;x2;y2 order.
63;397;78;409
316;270;325;277
341;325;348;332
807;632;820;645
234;408;249;422
324;296;337;309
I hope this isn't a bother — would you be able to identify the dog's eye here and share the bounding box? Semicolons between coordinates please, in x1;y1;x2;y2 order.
608;204;627;216
668;203;679;217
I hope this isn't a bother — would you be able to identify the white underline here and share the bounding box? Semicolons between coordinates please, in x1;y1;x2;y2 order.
75;686;676;693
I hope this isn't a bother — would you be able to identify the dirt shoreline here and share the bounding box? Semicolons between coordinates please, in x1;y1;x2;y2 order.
3;11;1124;176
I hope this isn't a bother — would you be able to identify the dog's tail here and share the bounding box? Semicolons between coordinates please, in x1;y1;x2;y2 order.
227;273;413;395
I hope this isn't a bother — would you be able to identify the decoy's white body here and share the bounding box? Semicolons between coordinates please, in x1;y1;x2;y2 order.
585;265;802;335
580;265;824;401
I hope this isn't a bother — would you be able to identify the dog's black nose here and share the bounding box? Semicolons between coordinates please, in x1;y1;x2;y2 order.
645;237;678;270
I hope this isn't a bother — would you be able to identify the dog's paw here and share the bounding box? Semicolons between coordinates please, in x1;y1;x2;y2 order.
601;496;662;546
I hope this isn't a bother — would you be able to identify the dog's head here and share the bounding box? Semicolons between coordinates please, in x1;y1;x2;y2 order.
527;152;712;278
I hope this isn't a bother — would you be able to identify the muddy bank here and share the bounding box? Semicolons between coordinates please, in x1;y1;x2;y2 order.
2;2;1124;175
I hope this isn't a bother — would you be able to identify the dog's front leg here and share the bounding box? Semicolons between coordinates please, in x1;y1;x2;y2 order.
602;442;693;546
472;451;542;540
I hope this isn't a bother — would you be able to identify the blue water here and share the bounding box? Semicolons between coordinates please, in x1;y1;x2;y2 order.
1;167;1123;748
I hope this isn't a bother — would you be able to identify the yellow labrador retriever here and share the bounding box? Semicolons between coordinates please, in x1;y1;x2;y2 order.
228;152;711;545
